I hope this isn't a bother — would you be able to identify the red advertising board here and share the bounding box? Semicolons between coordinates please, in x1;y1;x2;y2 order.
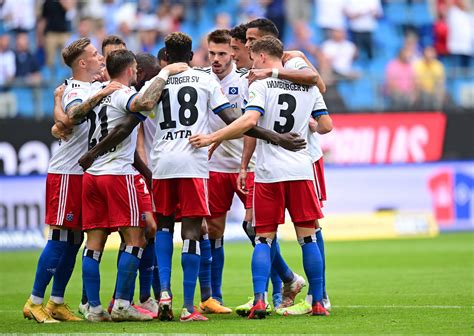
320;112;447;164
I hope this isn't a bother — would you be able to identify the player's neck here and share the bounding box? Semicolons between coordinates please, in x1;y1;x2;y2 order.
72;69;95;83
110;75;128;87
265;60;284;70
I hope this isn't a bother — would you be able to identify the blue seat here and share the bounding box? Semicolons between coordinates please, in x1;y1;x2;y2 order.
410;2;433;26
384;2;409;26
13;87;35;117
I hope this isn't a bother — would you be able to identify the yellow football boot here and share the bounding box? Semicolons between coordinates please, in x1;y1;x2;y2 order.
45;300;83;321
199;297;232;314
23;298;59;323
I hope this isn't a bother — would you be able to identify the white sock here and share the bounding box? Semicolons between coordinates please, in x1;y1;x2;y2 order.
50;296;64;304
114;299;130;309
264;291;268;303
30;295;43;305
90;304;103;314
305;294;313;304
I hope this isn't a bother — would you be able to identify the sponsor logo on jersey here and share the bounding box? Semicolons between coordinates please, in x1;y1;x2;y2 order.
248;91;256;102
229;87;239;95
67;91;78;100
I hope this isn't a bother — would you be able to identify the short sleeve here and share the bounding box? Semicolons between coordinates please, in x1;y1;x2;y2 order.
311;89;328;118
284;57;309;70
115;87;149;121
245;80;266;115
62;86;91;112
209;77;231;114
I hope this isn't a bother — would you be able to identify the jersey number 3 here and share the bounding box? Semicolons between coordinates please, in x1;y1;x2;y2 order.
159;86;198;130
273;94;296;134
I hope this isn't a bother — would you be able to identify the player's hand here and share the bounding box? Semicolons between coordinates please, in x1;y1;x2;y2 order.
145;212;157;239
237;168;249;195
276;132;307;151
208;141;221;159
309;117;318;133
93;70;108;82
101;81;122;96
189;134;213;148
78;152;95;171
247;68;272;84
54;84;66;99
51;123;72;141
164;62;189;75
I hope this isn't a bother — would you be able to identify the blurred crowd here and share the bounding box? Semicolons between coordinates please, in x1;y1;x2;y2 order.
0;0;473;118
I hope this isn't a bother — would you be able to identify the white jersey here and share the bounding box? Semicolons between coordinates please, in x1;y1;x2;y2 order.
284;56;327;162
208;64;255;172
86;84;148;175
147;68;231;179
48;79;99;175
246;78;321;183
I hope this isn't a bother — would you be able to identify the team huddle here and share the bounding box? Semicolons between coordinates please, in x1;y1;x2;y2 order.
22;17;333;323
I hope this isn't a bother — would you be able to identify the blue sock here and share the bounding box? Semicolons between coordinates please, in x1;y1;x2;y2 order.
299;235;323;304
32;239;67;298
82;249;102;307
271;240;293;284
115;246;142;301
152;254;160;299
112;243;126;300
252;237;272;302
210;237;224;302
270;267;282;297
51;241;82;298
139;240;155;303
315;228;327;297
182;239;200;313
199;235;212;302
155;230;173;293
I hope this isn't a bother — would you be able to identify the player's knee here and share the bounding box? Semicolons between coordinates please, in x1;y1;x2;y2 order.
207;214;225;239
207;222;225;240
181;219;201;241
121;227;147;248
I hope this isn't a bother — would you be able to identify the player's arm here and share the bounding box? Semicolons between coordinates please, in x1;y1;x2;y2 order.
190;109;262;147
283;50;326;93
136;124;148;165
248;52;326;92
129;63;189;112
79;113;141;171
217;107;306;151
241;136;256;170
51;84;73;140
133;150;152;188
310;112;333;135
67;81;123;124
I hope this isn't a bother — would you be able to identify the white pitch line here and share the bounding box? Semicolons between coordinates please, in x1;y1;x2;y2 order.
0;305;472;314
333;305;473;309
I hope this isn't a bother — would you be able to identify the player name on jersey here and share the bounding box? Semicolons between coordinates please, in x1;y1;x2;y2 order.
167;75;201;85
266;80;310;92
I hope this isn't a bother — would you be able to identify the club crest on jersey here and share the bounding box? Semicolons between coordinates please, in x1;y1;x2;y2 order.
141;213;146;221
229;87;239;95
66;213;74;222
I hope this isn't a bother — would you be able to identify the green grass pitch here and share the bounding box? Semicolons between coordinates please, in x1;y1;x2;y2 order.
0;233;473;334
